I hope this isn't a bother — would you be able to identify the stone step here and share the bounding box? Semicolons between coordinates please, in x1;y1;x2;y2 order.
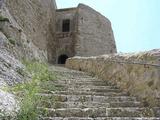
55;72;92;79
47;91;128;96
57;77;104;82
65;86;119;91
38;101;142;109
38;101;109;109
38;107;156;117
53;70;87;75
52;80;110;86
55;72;93;76
40;82;117;90
37;94;138;103
40;80;111;86
66;88;121;93
38;117;160;120
41;87;122;94
67;85;118;90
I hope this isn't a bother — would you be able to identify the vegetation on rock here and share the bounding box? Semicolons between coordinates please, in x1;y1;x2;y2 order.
11;60;56;120
0;16;9;22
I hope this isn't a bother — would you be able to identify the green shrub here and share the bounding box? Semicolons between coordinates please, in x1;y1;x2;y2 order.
12;60;56;120
0;16;9;22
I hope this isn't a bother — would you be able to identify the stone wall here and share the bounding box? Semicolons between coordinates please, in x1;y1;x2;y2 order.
55;8;77;63
56;8;76;32
75;4;117;56
66;49;160;106
54;3;117;61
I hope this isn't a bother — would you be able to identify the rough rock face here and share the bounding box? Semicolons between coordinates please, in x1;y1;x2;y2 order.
0;32;25;85
0;0;56;117
0;32;23;118
1;0;56;61
0;89;19;119
66;49;160;106
0;33;29;118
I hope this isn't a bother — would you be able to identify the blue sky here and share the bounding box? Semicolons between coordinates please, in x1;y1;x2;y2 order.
56;0;160;53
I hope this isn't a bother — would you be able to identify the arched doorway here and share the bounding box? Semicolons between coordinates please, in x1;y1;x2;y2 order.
58;54;68;64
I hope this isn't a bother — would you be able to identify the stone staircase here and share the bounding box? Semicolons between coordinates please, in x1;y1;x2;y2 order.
37;66;160;120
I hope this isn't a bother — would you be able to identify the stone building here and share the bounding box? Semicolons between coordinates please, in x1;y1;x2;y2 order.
3;0;117;64
54;3;117;64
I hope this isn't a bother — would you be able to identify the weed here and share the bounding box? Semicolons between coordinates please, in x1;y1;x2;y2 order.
0;16;9;22
11;60;56;120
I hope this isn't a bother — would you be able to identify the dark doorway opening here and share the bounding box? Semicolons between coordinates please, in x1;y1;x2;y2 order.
58;54;68;64
62;19;70;32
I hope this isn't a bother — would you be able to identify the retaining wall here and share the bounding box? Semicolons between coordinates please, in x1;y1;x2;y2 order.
66;49;160;106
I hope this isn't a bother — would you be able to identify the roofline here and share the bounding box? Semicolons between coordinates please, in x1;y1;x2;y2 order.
56;7;77;12
52;0;57;9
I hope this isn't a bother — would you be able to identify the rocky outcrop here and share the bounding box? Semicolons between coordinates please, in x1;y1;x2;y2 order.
0;0;56;118
0;0;56;62
66;49;160;106
0;89;19;119
0;32;23;118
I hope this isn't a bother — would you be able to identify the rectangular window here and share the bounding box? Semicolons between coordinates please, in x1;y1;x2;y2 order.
62;19;70;32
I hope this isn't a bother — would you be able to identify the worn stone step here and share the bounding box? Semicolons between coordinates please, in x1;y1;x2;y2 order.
40;82;117;90
43;81;111;87
66;87;121;93
105;108;156;117
63;74;93;78
41;88;122;94
38;101;109;109
57;77;103;82
38;107;156;117
38;101;142;109
69;88;121;93
37;94;138;103
49;91;128;96
38;117;160;120
55;72;91;79
53;70;87;75
53;80;110;86
65;86;119;91
37;107;106;117
68;85;118;90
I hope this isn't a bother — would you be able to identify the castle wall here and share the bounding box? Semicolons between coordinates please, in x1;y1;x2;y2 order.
75;4;117;56
5;0;57;62
4;1;117;63
56;8;76;32
55;8;77;63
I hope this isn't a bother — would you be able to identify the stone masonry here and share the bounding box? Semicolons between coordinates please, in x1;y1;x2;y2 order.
54;3;117;64
37;65;160;119
1;1;117;64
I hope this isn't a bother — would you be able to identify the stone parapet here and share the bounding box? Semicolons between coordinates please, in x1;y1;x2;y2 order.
66;49;160;106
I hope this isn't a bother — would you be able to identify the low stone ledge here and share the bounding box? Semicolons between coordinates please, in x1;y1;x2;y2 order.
66;49;160;106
